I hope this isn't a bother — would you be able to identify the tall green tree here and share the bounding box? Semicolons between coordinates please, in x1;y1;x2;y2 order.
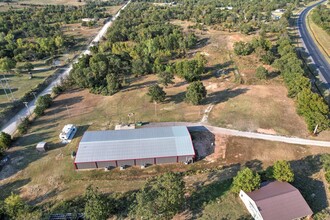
147;84;166;103
272;160;294;182
297;89;330;132
158;71;174;87
4;193;27;219
0;57;16;73
84;186;108;220
0;132;11;154
231;167;260;193
185;81;207;105
131;172;185;219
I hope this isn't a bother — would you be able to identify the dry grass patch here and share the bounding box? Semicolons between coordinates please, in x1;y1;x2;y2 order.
208;84;309;137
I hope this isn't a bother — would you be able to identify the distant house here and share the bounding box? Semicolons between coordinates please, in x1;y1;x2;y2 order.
81;18;95;22
240;181;313;220
271;9;285;20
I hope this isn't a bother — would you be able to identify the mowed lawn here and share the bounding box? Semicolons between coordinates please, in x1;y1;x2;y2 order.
0;68;53;105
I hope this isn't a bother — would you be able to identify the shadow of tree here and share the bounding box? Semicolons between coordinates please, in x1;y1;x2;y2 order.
187;163;241;218
203;88;249;105
0;178;31;199
290;154;328;213
167;91;186;104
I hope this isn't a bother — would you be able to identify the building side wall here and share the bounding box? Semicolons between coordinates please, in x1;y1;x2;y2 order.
96;161;116;168
156;157;177;164
117;160;135;167
239;190;263;220
76;162;97;170
136;158;155;166
178;155;193;163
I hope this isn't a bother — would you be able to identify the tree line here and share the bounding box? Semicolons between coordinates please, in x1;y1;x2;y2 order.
273;35;329;132
311;4;330;35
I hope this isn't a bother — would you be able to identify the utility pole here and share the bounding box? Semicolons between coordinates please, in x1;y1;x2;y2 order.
0;78;10;102
65;105;70;118
23;101;31;116
1;75;15;101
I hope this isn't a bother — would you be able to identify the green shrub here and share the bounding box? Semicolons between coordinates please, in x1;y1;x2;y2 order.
17;117;29;135
0;132;11;153
272;160;294;182
231;167;260;193
325;170;330;183
185;81;207;105
255;66;269;80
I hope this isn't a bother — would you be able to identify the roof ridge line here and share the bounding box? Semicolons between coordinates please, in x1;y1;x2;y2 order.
254;188;297;202
81;136;188;143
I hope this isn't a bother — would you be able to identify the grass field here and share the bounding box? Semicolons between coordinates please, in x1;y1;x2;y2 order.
0;68;52;104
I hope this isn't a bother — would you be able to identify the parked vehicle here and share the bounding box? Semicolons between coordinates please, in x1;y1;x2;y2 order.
59;124;77;143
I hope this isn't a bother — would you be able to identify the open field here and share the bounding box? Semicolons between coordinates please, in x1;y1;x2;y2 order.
0;68;53;104
208;84;309;137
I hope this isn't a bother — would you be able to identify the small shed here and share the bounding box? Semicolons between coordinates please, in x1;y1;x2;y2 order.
36;142;47;152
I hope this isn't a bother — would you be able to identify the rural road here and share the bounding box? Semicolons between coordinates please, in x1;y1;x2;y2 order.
0;0;131;135
297;0;330;93
144;122;330;147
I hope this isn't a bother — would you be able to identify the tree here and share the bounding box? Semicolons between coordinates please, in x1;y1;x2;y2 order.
233;41;253;56
231;167;261;193
21;62;34;72
147;84;166;103
158;71;174;87
272;160;294;182
84;186;108;220
17;117;29;135
0;57;16;73
34;94;53;116
297;89;330;132
255;66;268;80
185;81;207;105
131;172;184;219
0;132;11;153
106;74;121;95
4;193;27;218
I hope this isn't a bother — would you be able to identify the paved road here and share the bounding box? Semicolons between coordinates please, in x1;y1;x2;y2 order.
143;122;330;147
298;0;330;93
1;1;131;135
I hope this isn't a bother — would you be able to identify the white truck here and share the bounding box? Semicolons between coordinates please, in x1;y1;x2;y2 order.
59;124;77;143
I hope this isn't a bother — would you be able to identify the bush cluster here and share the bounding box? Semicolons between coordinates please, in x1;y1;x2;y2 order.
34;94;53;116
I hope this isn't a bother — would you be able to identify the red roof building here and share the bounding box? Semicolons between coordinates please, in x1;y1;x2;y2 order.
239;181;313;220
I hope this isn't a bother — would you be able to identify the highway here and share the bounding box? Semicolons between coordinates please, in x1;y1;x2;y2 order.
297;0;330;93
0;0;131;135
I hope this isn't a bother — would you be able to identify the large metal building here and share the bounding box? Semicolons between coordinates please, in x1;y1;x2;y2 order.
74;126;195;170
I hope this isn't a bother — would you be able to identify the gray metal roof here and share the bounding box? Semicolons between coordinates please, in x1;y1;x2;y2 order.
75;126;195;163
